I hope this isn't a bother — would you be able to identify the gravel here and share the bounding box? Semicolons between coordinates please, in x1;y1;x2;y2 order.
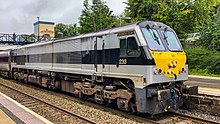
177;109;220;123
2;78;218;124
0;78;143;124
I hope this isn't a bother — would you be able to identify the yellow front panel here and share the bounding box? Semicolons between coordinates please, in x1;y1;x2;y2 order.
151;51;187;78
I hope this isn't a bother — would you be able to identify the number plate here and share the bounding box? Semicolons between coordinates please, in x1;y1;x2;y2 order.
119;59;127;65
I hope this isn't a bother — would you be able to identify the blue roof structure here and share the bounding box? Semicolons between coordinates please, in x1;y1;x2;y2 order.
33;21;55;26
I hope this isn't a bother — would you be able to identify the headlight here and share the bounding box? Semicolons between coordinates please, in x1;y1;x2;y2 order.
173;61;177;67
154;68;162;75
182;67;187;73
167;69;172;74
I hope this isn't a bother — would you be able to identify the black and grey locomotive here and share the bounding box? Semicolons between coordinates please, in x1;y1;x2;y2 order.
0;21;196;115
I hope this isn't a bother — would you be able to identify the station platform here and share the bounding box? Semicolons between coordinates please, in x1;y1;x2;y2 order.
187;75;220;88
189;75;220;80
0;92;53;124
185;75;220;97
198;87;220;97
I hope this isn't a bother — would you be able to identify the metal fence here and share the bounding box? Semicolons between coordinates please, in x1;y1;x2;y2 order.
0;33;52;45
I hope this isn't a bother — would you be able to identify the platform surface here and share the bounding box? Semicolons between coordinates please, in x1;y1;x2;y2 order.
187;75;220;88
0;109;15;124
198;87;220;97
0;92;53;124
185;75;220;97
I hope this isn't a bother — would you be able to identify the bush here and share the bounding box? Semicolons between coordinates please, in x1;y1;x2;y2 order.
185;47;220;75
198;11;220;51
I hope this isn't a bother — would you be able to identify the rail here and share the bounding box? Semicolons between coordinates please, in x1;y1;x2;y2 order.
0;82;97;124
169;111;219;124
0;79;218;124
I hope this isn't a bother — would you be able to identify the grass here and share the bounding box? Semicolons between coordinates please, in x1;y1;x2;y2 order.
188;69;220;77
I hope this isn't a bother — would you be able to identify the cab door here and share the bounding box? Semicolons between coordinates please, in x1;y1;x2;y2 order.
112;35;141;74
93;36;105;74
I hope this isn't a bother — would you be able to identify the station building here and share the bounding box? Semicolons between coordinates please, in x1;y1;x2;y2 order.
34;21;55;39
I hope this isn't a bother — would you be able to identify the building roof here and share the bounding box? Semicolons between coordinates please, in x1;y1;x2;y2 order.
33;21;55;26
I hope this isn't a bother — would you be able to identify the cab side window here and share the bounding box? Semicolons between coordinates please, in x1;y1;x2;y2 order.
120;37;140;57
120;39;127;57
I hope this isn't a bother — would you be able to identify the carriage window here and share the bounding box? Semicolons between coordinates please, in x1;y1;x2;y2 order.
0;57;8;62
120;37;140;57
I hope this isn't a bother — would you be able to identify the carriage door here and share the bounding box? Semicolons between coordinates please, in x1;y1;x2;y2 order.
93;36;105;74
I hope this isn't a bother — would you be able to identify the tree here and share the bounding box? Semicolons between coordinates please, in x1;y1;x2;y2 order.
55;23;78;38
124;0;220;36
199;8;220;50
66;24;79;36
124;0;193;35
79;0;116;33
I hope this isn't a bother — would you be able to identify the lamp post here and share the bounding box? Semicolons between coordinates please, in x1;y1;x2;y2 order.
37;17;40;42
58;32;63;38
120;2;132;26
119;16;131;26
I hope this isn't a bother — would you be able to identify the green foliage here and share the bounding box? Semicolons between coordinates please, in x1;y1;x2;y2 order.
185;47;220;75
198;4;220;50
55;23;78;38
79;0;116;34
124;0;219;35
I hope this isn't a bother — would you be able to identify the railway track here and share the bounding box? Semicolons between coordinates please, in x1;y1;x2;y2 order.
0;79;219;124
0;80;154;124
168;112;219;124
0;82;97;124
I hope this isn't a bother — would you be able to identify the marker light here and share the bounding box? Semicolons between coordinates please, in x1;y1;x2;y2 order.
154;68;162;75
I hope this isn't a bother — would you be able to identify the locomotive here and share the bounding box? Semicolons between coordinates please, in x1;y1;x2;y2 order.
0;21;196;115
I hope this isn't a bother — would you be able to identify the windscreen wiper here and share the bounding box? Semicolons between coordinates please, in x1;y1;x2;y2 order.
146;25;160;45
163;27;169;45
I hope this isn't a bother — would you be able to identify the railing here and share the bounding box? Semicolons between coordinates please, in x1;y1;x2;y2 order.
0;33;52;45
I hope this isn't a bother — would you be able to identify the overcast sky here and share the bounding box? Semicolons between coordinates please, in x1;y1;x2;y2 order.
0;0;127;34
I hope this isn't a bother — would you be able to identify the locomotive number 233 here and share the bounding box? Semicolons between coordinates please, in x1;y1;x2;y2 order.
119;59;127;65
